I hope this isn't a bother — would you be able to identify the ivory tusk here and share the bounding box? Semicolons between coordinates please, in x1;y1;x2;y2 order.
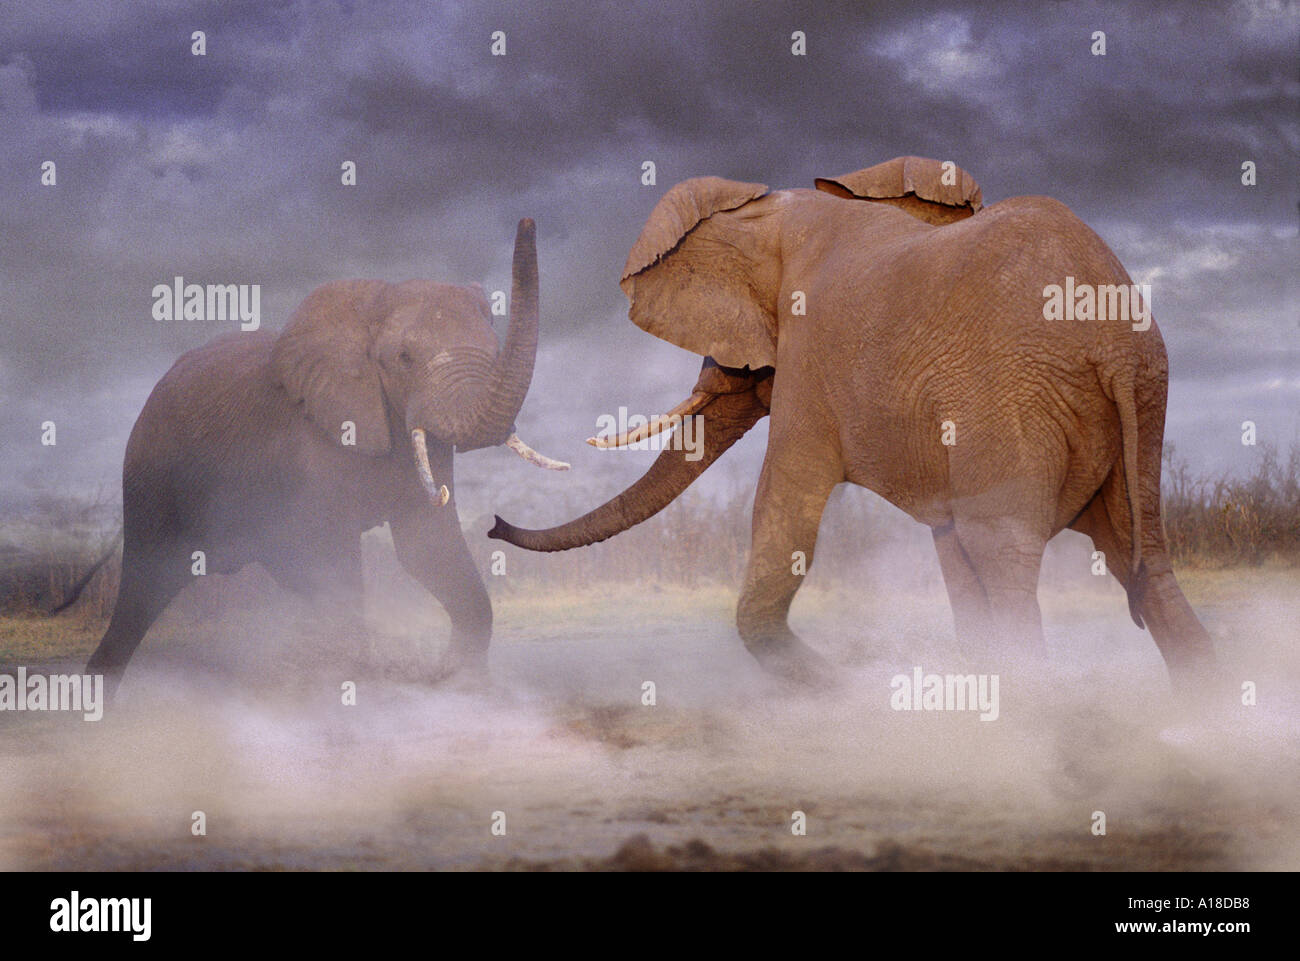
505;433;571;471
586;391;711;448
410;429;450;506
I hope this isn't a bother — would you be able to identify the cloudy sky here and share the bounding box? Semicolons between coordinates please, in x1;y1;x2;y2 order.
1;0;1296;530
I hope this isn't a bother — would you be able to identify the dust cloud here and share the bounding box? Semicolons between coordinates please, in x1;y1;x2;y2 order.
1;525;1296;871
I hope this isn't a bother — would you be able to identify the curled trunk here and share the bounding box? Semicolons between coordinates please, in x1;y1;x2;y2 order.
489;388;767;551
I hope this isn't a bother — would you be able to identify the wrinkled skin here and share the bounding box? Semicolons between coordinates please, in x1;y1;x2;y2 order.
492;172;1216;690
87;220;563;693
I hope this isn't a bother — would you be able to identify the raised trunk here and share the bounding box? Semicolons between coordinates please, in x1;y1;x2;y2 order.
489;389;767;551
459;218;539;450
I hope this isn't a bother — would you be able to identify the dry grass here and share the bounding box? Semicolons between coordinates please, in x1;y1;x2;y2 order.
1162;443;1300;567
0;488;120;619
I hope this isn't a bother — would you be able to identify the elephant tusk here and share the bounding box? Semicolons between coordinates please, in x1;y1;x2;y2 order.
410;429;450;506
586;391;711;448
505;433;571;471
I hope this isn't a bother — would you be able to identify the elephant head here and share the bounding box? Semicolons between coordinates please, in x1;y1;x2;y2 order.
814;155;982;225
490;179;790;550
272;219;566;503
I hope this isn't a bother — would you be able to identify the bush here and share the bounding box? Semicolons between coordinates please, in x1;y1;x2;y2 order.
0;490;121;618
1162;443;1300;566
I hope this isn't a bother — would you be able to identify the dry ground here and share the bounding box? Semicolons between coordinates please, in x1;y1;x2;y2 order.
0;559;1296;871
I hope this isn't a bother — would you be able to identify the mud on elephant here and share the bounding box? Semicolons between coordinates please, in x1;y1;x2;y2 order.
491;158;1216;690
81;219;567;694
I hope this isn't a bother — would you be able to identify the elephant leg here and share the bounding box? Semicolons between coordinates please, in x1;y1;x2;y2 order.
943;424;1058;658
1072;481;1215;689
391;500;493;682
86;544;191;697
736;435;843;685
950;509;1049;657
931;523;993;648
1069;488;1134;588
1141;563;1217;689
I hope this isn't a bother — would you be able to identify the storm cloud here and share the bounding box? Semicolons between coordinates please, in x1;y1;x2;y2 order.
1;0;1296;522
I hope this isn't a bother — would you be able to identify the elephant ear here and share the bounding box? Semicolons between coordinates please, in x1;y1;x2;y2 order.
271;280;393;455
620;176;776;370
814;156;982;225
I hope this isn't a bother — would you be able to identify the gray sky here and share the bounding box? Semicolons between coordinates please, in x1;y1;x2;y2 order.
1;0;1296;529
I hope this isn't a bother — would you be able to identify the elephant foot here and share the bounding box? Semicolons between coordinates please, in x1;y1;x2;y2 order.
1165;661;1231;717
747;636;839;690
93;669;125;707
421;645;492;693
444;659;493;694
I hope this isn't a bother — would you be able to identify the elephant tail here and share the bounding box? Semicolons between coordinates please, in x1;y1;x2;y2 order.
47;532;121;616
1113;369;1148;628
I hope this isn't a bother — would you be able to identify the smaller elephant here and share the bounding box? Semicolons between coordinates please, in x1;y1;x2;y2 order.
84;219;567;694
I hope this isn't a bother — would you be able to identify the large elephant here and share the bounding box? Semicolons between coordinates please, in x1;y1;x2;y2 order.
85;219;567;693
490;160;1216;689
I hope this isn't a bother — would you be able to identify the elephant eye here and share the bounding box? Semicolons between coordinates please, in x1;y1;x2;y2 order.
398;349;413;366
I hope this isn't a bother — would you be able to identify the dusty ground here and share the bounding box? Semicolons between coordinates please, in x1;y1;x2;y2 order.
1;555;1296;871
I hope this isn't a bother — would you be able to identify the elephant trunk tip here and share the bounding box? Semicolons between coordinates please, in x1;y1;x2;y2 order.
488;514;590;552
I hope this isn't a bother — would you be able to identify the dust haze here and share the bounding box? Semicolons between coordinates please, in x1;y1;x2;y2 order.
3;503;1296;871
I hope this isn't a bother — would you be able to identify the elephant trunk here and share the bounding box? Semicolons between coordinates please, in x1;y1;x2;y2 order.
458;218;539;451
488;387;767;552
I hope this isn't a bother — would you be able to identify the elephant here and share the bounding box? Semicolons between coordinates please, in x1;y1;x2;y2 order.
489;158;1216;690
83;219;567;694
